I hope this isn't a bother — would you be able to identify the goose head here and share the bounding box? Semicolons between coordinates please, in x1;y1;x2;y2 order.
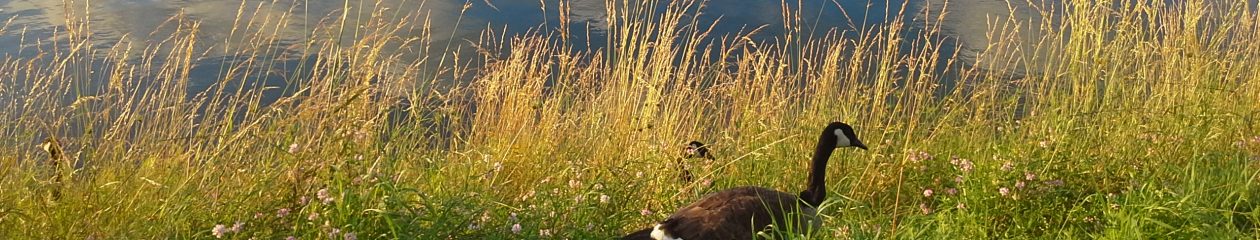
683;141;710;159
823;122;867;150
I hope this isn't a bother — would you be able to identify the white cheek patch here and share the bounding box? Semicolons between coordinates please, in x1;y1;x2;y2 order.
651;224;683;240
834;129;851;147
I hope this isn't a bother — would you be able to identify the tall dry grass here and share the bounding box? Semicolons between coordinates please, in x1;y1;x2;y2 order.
0;0;1257;238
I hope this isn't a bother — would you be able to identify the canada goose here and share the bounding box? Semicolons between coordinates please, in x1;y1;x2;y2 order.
39;137;65;199
623;122;867;239
39;137;65;177
677;141;713;183
621;143;711;240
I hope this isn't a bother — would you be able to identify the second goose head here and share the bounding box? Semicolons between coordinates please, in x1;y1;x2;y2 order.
676;141;713;183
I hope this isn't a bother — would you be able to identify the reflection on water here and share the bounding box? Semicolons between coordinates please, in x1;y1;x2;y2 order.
0;0;1058;66
2;0;1248;105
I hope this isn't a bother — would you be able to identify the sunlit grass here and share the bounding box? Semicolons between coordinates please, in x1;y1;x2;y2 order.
0;0;1257;239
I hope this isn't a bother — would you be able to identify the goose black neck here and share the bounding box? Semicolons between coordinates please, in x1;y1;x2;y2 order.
676;157;693;182
801;134;837;206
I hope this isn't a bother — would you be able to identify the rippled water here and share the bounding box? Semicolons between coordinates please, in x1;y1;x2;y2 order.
0;0;1246;102
0;0;1059;67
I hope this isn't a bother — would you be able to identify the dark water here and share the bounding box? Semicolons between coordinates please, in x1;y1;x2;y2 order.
0;0;1061;72
0;0;1248;124
2;0;1250;76
0;0;1020;148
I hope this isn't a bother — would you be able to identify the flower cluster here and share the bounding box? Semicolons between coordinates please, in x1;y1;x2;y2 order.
911;150;973;215
908;149;934;163
909;148;1075;216
508;212;523;234
317;188;335;204
950;156;973;173
1236;136;1260;158
210;221;244;238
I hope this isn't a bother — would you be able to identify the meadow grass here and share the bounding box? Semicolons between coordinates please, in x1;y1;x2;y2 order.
0;0;1258;239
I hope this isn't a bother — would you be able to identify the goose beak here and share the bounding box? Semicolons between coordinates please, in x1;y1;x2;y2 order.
853;140;868;150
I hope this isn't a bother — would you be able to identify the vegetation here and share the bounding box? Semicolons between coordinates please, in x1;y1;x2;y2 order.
0;0;1257;239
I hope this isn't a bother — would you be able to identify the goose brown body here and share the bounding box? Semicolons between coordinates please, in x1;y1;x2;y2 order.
624;122;866;240
653;186;816;239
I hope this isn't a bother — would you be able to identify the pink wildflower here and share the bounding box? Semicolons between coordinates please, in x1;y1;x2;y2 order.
211;224;227;238
317;188;334;204
950;156;973;172
908;150;933;163
1046;179;1064;187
